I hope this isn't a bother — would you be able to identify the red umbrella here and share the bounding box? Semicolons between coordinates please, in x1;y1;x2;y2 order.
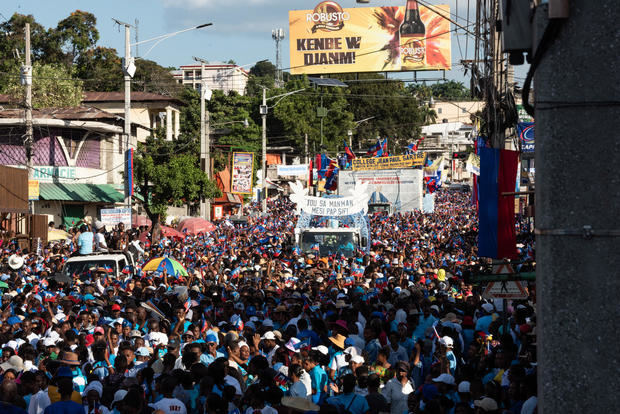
160;226;185;239
132;215;152;228
177;217;216;235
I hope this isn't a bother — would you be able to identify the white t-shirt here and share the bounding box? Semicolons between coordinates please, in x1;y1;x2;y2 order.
521;396;537;414
94;233;108;251
150;397;187;414
28;389;51;414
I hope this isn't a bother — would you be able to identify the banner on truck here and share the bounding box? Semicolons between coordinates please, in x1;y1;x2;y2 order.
339;169;424;212
289;1;451;74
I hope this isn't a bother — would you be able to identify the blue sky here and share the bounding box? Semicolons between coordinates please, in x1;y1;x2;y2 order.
3;0;526;85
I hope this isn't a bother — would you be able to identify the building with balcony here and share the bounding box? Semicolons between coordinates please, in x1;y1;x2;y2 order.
171;62;249;96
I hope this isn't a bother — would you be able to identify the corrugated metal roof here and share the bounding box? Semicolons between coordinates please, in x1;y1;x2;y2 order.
83;91;183;104
39;183;124;203
0;106;120;122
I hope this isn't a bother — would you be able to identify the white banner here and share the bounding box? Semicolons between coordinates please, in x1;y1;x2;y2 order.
277;164;308;177
100;208;131;228
289;181;370;216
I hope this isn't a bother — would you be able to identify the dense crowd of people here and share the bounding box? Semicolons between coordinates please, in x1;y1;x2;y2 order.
0;190;537;414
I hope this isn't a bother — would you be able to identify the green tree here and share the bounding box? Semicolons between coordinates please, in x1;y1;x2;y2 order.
0;13;63;90
273;76;354;154
2;62;83;108
74;46;123;92
246;60;276;97
429;80;471;100
207;90;261;171
56;10;99;65
134;135;221;241
340;73;425;154
133;59;183;96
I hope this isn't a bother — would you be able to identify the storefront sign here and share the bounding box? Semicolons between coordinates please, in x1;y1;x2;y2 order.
32;166;77;181
352;153;426;171
100;208;132;228
277;164;309;177
231;152;255;195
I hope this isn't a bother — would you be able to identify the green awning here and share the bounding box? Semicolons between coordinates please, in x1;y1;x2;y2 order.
39;183;125;203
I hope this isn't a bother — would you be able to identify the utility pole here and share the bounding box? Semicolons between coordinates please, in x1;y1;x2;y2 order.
304;133;309;164
533;2;618;412
22;23;33;214
23;23;33;181
261;87;267;213
201;64;211;220
113;18;136;224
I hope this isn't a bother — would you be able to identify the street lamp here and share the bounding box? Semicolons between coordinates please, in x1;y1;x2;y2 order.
259;87;307;213
113;18;212;225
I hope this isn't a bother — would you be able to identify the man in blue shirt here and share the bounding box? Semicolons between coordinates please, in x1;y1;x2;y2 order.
327;374;370;414
77;224;93;255
304;351;328;405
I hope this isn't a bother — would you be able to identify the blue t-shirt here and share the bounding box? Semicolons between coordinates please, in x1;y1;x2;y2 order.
298;329;321;347
0;402;27;414
309;365;328;405
77;232;94;255
44;400;84;414
475;315;494;334
327;393;369;414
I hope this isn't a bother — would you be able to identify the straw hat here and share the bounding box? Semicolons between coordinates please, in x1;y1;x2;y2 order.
57;351;81;366
328;333;347;349
281;397;320;412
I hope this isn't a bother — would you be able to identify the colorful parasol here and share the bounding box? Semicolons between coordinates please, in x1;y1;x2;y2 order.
142;257;188;277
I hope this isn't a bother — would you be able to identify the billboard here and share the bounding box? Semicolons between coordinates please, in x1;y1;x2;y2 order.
100;208;131;228
352;153;426;170
289;1;451;75
231;152;255;195
339;168;424;212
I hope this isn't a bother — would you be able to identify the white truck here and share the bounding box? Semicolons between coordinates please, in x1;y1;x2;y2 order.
61;251;136;280
295;226;368;257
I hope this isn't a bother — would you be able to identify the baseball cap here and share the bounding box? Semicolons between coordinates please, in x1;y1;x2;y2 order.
439;336;454;348
474;398;498;412
167;338;180;349
458;381;471;393
111;304;121;311
94;327;105;335
135;347;150;357
261;331;276;341
432;373;455;385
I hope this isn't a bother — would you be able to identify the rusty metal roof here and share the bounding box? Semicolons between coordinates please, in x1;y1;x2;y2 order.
83;91;183;104
0;106;122;122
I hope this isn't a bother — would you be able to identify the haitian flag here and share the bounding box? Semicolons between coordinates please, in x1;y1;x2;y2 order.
367;139;381;156
380;138;389;157
325;159;339;191
343;140;356;161
478;148;519;259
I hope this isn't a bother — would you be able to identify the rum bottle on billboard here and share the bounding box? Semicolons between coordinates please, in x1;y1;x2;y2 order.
400;0;426;70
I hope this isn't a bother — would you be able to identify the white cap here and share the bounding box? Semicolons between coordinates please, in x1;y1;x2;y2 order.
432;373;455;385
261;331;276;340
439;336;454;348
481;303;494;313
312;345;329;355
458;381;471;393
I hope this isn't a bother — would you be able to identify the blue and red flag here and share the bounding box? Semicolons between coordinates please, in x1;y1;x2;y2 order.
478;148;519;259
380;138;389;157
367;139;381;156
343;140;356;161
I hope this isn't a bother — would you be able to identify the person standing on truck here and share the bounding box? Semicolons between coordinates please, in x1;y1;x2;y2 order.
93;221;108;253
77;224;93;255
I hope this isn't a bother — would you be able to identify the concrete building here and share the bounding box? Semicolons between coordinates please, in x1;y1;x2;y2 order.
171;63;249;96
420;122;476;182
0;107;127;227
82;91;183;143
433;100;484;124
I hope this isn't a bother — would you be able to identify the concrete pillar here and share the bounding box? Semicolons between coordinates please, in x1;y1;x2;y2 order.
165;106;173;141
174;109;180;139
534;2;620;412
